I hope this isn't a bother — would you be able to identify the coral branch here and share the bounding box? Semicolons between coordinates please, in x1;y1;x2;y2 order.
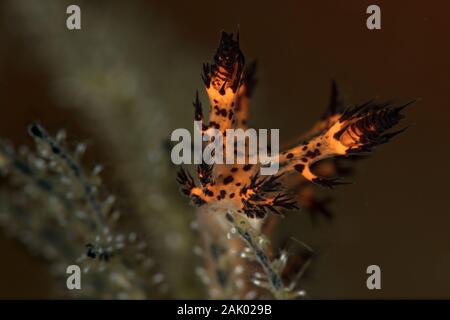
0;125;166;298
225;211;307;299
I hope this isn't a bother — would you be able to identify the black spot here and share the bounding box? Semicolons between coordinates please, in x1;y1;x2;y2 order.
294;164;305;173
209;121;221;130
29;124;44;138
37;179;52;191
229;193;235;199
219;81;227;95
86;244;96;259
305;150;316;158
231;167;238;172
243;164;253;171
216;269;228;287
286;153;294;159
210;244;221;261
51;145;61;155
223;175;234;185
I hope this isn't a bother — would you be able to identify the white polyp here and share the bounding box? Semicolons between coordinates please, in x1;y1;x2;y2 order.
193;246;203;256
92;164;103;176
115;242;125;250
253;272;266;279
251;278;262;286
60;176;71;185
105;195;115;205
234;265;244;275
297;290;306;297
111;211;121;222
65;192;74;199
75;143;87;156
152;273;165;284
56;129;66;142
128;232;137;242
190;220;199;230
33;158;46;170
244;290;257;300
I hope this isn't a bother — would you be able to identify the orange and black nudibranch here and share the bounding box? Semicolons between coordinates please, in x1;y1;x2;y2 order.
177;31;409;219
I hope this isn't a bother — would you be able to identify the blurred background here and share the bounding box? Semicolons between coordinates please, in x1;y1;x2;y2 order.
0;0;449;298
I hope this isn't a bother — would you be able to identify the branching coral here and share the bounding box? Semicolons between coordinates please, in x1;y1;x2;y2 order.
0;124;166;298
178;31;409;299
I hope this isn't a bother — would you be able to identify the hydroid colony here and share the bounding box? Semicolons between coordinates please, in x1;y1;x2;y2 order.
0;124;164;298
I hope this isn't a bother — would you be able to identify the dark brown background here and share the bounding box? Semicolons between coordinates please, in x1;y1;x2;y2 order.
0;0;449;298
